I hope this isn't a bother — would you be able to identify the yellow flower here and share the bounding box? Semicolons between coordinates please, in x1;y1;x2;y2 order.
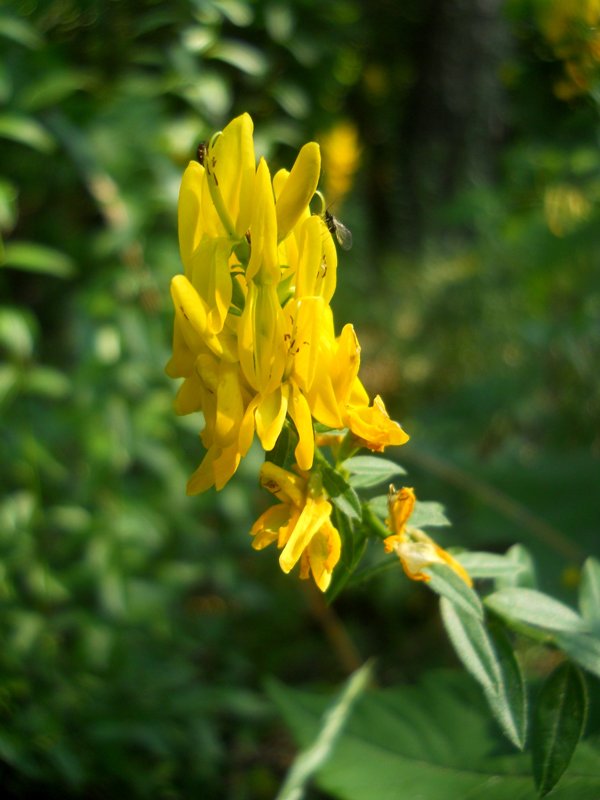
250;463;341;592
383;486;472;586
167;113;409;494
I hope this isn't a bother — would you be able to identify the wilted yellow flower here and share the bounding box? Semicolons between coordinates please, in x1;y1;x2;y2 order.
383;486;472;586
251;462;341;592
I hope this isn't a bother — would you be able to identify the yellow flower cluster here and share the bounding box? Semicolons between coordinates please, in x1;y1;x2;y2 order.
251;462;341;592
166;113;408;496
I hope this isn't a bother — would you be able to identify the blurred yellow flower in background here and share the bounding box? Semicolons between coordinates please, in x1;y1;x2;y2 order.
320;120;361;206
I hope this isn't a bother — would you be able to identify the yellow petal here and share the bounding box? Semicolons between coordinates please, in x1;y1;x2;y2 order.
250;504;292;550
211;113;256;238
276;142;321;242
247;158;279;283
170;274;233;360
387;486;416;536
213;443;242;490
187;446;218;494
346;394;409;451
178;161;204;272
174;372;203;415
189;237;233;334
295;215;323;298
317;215;337;303
288;383;314;471
165;315;195;378
215;362;245;444
255;385;289;452
279;497;332;573
291;296;324;393
239;282;286;392
307;520;341;591
259;462;306;507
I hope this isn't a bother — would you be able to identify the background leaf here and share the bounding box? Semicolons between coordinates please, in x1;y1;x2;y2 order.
273;661;373;800
271;669;600;800
531;662;589;797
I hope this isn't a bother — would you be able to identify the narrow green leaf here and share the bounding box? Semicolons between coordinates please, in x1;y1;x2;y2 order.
531;662;588;797
485;588;589;634
343;455;406;489
274;661;373;800
320;461;362;521
440;598;526;748
2;242;75;278
488;621;528;750
209;40;268;77
440;597;501;697
579;557;600;632
0;114;54;151
326;511;366;602
456;551;527;580
424;563;483;620
0;14;43;49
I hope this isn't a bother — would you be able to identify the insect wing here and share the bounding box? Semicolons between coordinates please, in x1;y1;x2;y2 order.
325;210;353;251
334;219;353;250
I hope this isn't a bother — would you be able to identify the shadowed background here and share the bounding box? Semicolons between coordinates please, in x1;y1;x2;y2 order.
1;1;599;797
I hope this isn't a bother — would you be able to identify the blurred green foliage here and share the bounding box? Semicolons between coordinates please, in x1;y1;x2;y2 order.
0;0;599;797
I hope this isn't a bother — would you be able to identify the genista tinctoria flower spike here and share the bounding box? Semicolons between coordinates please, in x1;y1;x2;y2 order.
167;113;410;590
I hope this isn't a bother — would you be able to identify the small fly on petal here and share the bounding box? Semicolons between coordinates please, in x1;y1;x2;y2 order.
325;209;353;251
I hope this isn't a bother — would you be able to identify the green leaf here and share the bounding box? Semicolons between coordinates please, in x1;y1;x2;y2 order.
0;114;54;151
208;40;268;77
440;597;524;747
326;511;366;602
410;501;451;528
554;632;600;680
20;69;96;110
456;550;528;580
579;557;600;632
2;242;75;278
267;424;299;472
531;662;588;797
319;461;362;521
273;661;373;800
270;668;600;800
23;366;71;399
424;563;483;620
485;588;589;634
343;455;406;489
0;13;43;49
368;496;450;528
0;307;36;358
488;620;529;750
496;544;537;589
